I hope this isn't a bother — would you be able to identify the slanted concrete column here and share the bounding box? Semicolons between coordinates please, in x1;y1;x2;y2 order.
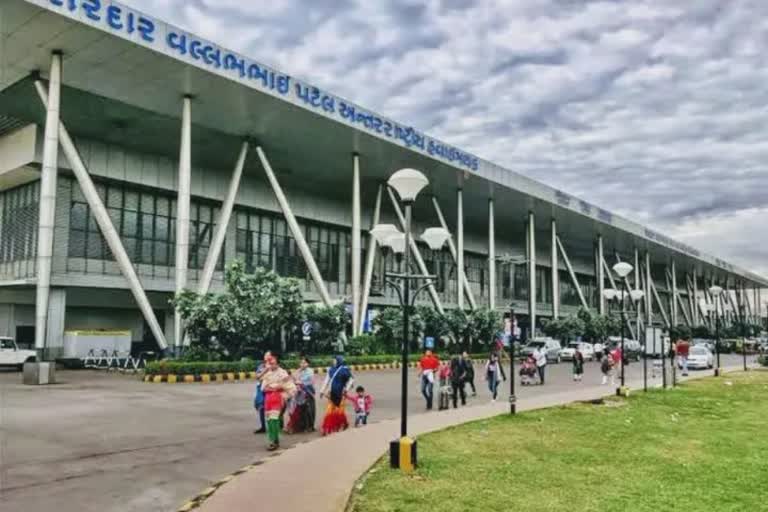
488;198;496;310
597;235;605;315
457;187;465;309
351;154;362;336
671;260;678;326
645;251;652;325
174;95;192;351
358;184;383;335
35;51;62;358
551;218;559;319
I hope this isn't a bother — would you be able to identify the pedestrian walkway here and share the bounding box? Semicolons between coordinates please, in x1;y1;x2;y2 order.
198;366;747;512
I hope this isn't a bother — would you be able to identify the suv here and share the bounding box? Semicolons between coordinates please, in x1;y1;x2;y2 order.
607;337;642;362
520;338;562;363
0;337;37;370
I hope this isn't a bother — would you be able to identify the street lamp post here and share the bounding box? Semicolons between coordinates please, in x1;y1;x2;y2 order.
709;285;723;377
370;169;450;472
508;307;516;414
603;262;643;397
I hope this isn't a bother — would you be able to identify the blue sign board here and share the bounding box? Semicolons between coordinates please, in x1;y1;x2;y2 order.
424;336;435;349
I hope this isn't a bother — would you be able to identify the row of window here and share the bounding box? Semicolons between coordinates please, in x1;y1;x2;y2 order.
0;181;39;265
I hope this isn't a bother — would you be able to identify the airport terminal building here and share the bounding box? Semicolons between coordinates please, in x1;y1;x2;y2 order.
0;0;765;357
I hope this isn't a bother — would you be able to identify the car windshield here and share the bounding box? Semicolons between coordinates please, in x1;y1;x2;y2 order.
527;342;545;349
691;347;708;355
568;343;579;349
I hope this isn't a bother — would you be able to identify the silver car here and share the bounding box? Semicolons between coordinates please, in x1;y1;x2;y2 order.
520;338;562;363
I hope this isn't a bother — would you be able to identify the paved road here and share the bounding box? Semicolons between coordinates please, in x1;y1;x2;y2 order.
0;354;756;512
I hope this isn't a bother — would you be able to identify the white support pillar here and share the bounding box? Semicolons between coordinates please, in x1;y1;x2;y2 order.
597;235;605;315
527;211;536;335
692;268;699;325
174;95;192;350
556;237;588;310
457;188;465;310
671;261;678;326
431;196;476;309
351;154;362;336
650;279;671;328
645;251;653;325
551;219;559;319
35;52;63;356
357;184;383;335
634;249;644;327
256;146;332;306
387;188;444;313
34;81;169;351
488;198;496;310
198;141;248;296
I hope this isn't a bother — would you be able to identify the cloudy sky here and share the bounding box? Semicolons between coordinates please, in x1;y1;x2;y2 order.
128;0;768;278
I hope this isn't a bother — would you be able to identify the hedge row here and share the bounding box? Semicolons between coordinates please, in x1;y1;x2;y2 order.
144;353;488;376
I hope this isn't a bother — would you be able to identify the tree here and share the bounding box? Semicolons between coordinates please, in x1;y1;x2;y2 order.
692;325;714;339
301;303;351;353
469;308;501;351
445;308;470;349
371;307;424;352
669;324;692;340
174;261;303;359
416;305;449;340
542;315;585;343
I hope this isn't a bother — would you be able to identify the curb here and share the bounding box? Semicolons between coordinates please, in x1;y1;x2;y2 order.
143;362;429;383
176;460;267;512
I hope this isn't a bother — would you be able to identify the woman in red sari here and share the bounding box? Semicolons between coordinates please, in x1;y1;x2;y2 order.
319;355;354;435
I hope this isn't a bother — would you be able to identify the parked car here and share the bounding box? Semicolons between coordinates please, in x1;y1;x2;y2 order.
520;338;562;363
681;346;714;370
558;342;594;362
0;337;37;370
692;338;715;352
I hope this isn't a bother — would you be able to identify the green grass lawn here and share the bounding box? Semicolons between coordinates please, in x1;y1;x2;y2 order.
348;371;768;512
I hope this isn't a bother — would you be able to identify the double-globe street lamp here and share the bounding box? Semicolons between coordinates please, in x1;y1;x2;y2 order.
602;261;644;396
708;285;723;376
369;168;450;471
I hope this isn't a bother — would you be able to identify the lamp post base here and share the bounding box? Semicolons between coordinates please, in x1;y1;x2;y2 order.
616;386;630;397
714;368;721;377
389;437;417;472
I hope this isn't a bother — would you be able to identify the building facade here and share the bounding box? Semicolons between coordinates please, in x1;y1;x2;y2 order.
0;0;765;357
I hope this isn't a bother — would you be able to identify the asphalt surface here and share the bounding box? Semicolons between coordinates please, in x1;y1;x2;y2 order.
0;354;757;512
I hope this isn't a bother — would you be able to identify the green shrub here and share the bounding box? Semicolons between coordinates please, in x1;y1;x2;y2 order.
144;352;488;375
758;355;768;367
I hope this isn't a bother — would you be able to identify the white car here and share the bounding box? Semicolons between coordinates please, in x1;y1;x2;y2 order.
0;337;37;370
558;342;594;362
682;346;714;370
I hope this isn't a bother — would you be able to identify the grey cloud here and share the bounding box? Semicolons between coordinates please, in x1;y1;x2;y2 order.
123;0;768;275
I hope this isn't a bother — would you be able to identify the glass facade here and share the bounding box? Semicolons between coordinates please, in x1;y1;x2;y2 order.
67;177;222;279
0;180;39;279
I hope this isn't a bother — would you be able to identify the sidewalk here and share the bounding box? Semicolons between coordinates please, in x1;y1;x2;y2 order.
198;366;746;512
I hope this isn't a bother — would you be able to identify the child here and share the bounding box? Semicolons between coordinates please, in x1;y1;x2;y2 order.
520;354;537;386
346;385;373;427
601;354;615;385
572;349;585;382
438;361;452;410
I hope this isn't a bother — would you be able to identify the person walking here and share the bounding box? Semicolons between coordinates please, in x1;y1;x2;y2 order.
534;345;548;385
485;352;506;401
572;348;585;382
438;361;452;410
450;355;468;408
419;349;440;410
461;351;477;396
261;355;296;451
319;356;354;435
601;353;615;385
284;357;316;433
252;351;271;434
676;337;690;376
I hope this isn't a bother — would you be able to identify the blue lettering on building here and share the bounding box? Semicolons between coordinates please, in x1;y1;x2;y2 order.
44;0;479;172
